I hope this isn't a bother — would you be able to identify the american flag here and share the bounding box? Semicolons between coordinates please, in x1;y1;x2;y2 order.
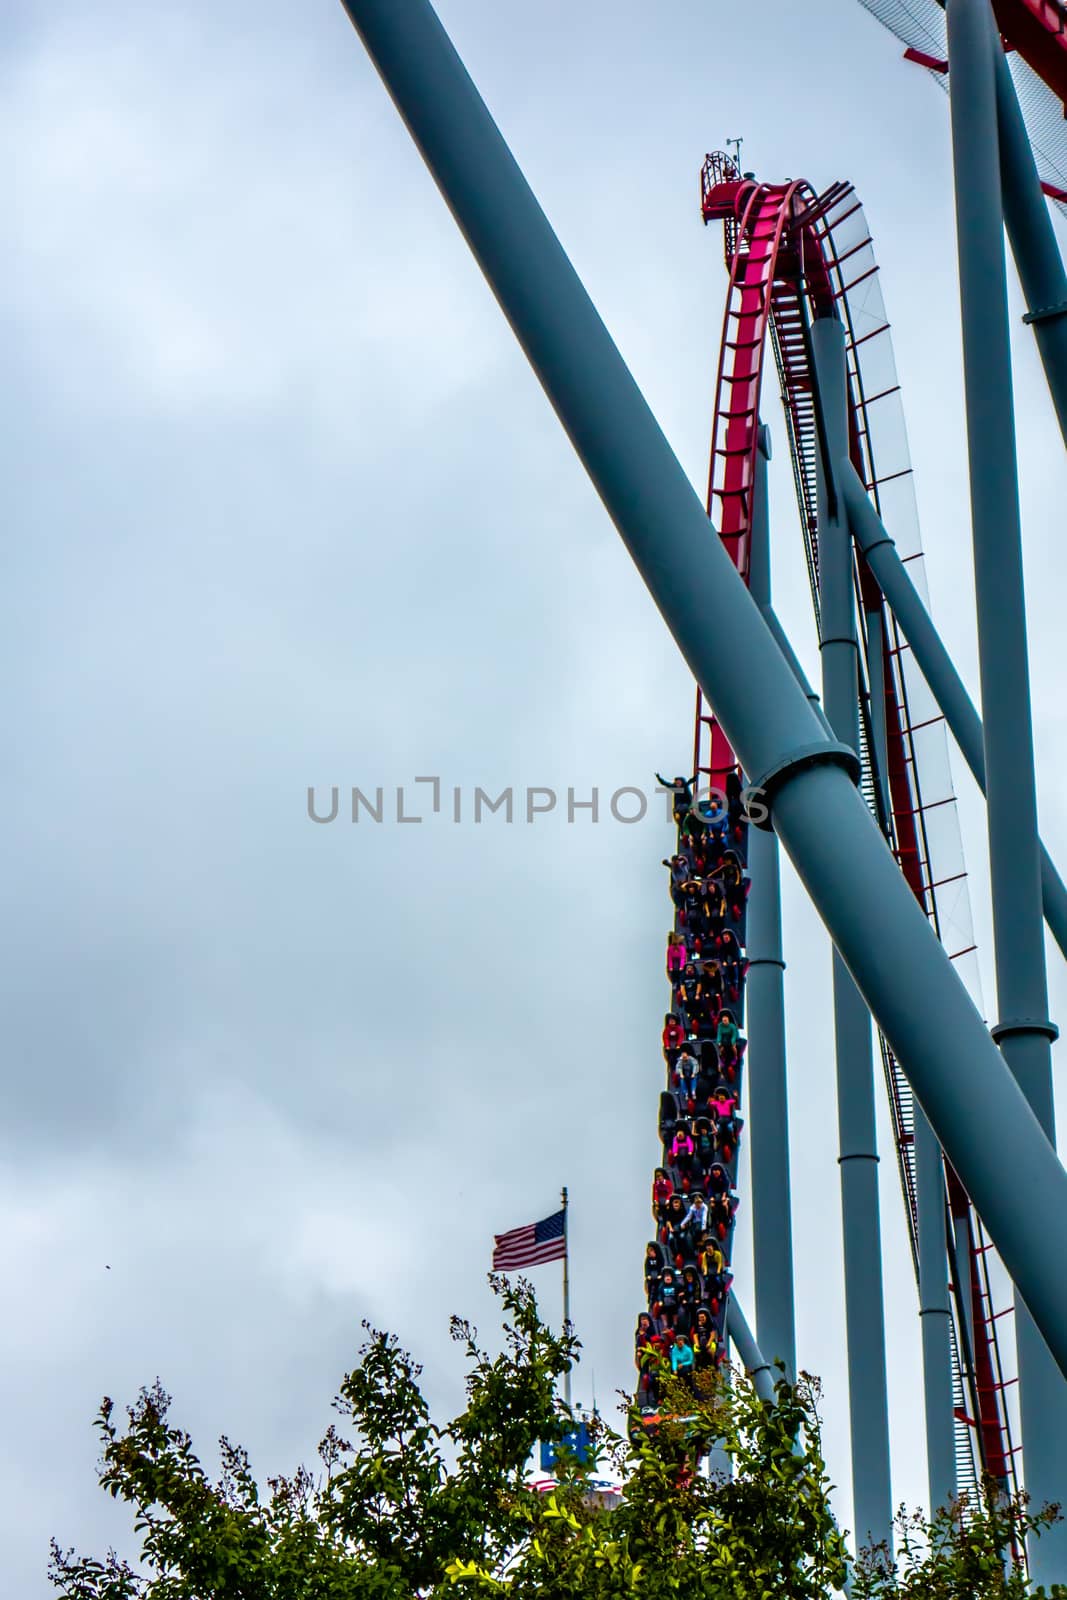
492;1208;567;1270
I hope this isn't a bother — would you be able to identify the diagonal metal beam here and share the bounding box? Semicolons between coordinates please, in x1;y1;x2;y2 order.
840;462;1067;961
726;1293;778;1406
338;0;1067;1382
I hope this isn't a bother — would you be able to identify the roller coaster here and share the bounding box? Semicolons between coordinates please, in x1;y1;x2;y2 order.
635;151;1019;1514
342;0;1067;1583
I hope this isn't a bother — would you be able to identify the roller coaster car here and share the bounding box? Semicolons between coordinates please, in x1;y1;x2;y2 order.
660;1195;689;1240
654;1268;681;1312
709;1194;737;1241
706;1162;731;1194
725;767;747;822
701;178;743;222
699;1036;720;1071
666;1242;696;1276
705;1271;733;1309
719;847;746;890
681;1264;703;1300
659;1091;680;1141
694;1068;717;1107
630;1405;716;1453
671;1075;695;1112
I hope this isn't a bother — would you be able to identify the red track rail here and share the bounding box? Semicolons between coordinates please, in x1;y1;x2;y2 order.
696;157;1020;1508
853;0;1067;208
693;169;834;792
995;0;1067;104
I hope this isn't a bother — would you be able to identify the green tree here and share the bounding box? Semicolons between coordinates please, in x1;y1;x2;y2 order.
853;1496;1066;1600
50;1276;1061;1598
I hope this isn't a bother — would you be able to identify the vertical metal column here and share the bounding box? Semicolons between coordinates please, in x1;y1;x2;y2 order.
914;1112;956;1510
992;43;1067;450
561;1185;572;1409
812;316;893;1556
946;1;1067;1580
746;423;797;1381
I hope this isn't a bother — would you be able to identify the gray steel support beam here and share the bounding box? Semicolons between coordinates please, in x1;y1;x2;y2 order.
951;1209;977;1379
947;0;1067;1578
813;316;893;1556
726;1292;778;1406
761;604;832;733
840;465;1067;962
992;42;1067;450
746;424;797;1382
341;0;1067;1388
813;319;860;747
863;604;893;833
914;1111;956;1511
728;1293;854;1597
947;1203;989;1490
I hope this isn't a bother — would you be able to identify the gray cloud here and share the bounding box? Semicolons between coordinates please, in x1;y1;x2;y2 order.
4;0;1067;1591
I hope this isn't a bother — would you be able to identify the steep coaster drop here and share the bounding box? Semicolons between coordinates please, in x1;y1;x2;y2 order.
634;775;750;1419
633;156;1020;1507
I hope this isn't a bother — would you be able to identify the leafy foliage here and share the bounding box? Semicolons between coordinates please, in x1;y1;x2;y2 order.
50;1277;1061;1597
854;1495;1067;1600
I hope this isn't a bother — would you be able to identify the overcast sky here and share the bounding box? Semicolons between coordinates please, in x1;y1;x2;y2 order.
5;0;1067;1591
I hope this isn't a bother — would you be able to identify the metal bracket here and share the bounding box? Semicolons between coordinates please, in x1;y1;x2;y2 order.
1022;300;1067;327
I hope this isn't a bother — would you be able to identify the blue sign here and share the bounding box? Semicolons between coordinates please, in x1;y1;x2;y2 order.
539;1422;592;1471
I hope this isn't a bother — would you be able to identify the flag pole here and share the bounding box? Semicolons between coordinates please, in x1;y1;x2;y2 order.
561;1185;572;1410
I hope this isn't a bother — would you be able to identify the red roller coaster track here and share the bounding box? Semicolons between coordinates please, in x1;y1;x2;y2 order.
855;0;1067;206
996;0;1067;101
694;154;1022;1507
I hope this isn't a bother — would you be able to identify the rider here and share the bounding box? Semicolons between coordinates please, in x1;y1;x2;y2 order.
675;1048;699;1107
662;1012;685;1065
670;1333;696;1382
666;928;688;978
656;771;698;826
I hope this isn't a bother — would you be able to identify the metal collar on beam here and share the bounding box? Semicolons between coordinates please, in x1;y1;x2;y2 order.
992;1016;1060;1043
749;740;862;831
